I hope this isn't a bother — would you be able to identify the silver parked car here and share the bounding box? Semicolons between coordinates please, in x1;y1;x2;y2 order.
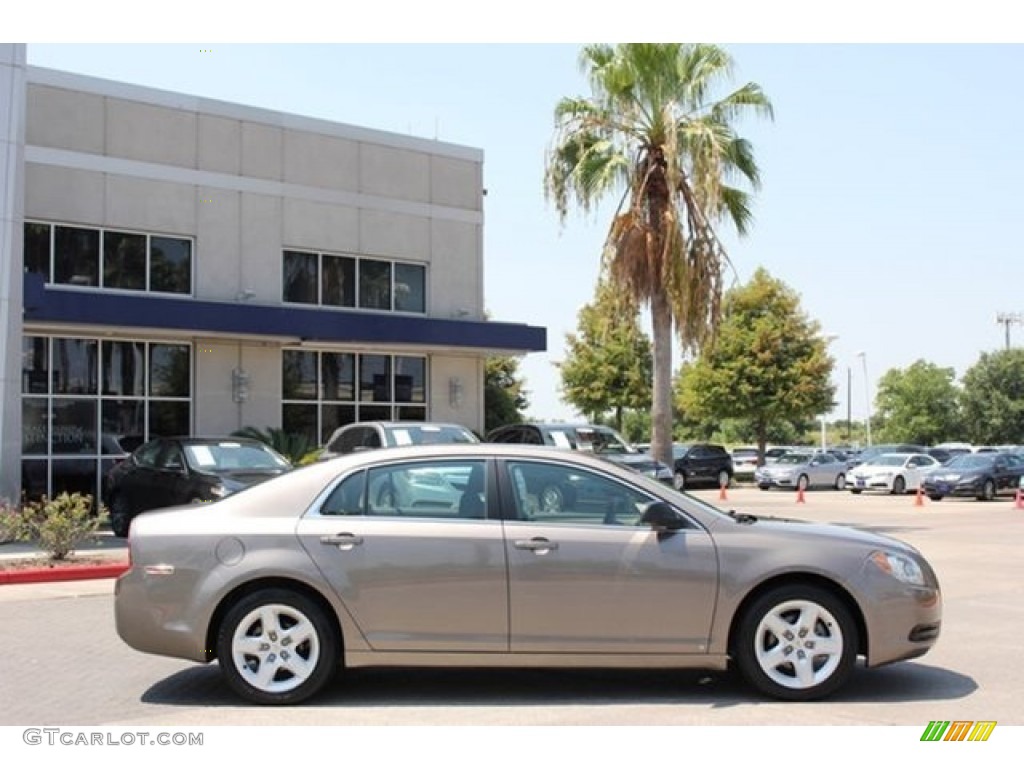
115;444;941;705
755;450;847;491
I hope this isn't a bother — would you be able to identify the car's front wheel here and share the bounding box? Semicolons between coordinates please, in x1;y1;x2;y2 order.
216;589;339;705
673;472;686;491
734;584;857;701
109;494;131;538
892;476;906;495
978;479;996;502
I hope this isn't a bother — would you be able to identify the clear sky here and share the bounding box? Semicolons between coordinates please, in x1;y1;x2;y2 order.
20;37;1024;429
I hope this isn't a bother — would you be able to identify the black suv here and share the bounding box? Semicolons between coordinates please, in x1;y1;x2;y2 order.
669;442;734;490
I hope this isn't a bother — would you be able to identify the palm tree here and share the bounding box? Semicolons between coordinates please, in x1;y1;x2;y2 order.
545;44;772;468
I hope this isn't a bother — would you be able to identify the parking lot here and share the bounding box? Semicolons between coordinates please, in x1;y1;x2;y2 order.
1;486;1022;726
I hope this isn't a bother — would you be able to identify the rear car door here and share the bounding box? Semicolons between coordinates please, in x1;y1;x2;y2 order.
501;459;718;654
297;457;509;652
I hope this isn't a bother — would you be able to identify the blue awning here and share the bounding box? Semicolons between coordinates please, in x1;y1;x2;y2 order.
23;273;546;353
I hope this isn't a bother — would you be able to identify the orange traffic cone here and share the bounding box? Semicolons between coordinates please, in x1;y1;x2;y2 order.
719;482;728;501
1015;488;1024;510
796;485;805;504
914;484;924;507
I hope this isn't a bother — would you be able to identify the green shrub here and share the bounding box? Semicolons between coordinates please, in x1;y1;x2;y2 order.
9;493;107;560
0;499;20;544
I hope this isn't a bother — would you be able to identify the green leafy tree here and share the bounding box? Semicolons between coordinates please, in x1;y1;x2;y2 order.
676;268;834;460
484;355;529;434
960;349;1024;444
545;43;773;469
874;360;962;444
232;426;317;465
559;280;652;432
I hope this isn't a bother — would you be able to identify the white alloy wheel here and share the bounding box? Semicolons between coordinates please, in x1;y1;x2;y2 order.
217;589;337;705
735;585;857;701
673;472;686;491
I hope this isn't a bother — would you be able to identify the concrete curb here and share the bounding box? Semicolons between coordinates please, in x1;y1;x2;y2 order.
0;562;129;585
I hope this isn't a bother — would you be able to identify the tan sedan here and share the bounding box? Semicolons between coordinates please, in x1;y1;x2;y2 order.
115;444;941;705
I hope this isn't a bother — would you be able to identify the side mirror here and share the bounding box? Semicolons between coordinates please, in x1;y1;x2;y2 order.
639;501;685;531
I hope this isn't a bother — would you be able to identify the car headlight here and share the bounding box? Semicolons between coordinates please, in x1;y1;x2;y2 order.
870;551;926;586
209;483;229;498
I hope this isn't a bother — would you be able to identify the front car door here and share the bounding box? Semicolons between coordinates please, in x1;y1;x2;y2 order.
500;459;719;654
296;457;508;652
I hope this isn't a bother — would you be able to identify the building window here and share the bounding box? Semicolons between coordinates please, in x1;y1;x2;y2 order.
282;249;425;313
24;221;192;296
20;335;192;503
282;350;428;446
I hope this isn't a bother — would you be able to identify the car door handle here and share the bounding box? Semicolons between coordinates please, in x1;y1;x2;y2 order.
514;537;559;553
320;533;364;549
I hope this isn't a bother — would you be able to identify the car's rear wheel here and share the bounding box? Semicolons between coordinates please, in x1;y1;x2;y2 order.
217;589;338;705
979;479;996;501
797;474;809;492
892;476;906;495
928;494;943;501
849;488;862;495
673;472;686;491
109;494;131;538
734;584;857;701
834;473;845;491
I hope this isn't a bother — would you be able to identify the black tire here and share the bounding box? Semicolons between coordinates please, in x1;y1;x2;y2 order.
849;489;862;495
928;494;943;502
892;476;906;495
216;588;339;705
978;479;996;502
109;494;131;538
734;584;858;701
797;474;809;492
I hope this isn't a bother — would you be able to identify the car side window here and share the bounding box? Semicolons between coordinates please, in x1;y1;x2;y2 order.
156;444;185;471
363;460;488;520
505;461;653;526
134;441;162;469
320;471;367;516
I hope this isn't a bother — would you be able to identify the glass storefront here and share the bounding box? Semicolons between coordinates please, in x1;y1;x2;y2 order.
20;335;192;504
282;350;427;447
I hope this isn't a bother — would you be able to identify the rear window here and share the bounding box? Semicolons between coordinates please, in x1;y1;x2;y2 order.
384;425;478;446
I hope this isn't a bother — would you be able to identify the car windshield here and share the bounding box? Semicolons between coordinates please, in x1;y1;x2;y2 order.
549;427;634;454
384;425;479;446
732;448;758;459
776;453;812;465
184;441;290;471
945;454;993;470
872;454;909;467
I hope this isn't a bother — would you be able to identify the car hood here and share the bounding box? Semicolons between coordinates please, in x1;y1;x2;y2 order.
710;514;925;566
852;463;900;474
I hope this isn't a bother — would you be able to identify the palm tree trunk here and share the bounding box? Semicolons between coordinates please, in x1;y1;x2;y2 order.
650;290;674;468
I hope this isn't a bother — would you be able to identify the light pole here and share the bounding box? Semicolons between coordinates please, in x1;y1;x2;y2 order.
857;350;872;447
821;334;839;450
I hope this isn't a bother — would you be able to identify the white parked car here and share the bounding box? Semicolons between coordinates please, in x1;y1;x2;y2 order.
730;446;759;480
754;450;846;491
846;453;942;495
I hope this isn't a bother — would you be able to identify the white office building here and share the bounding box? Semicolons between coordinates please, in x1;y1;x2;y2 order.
0;44;545;503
